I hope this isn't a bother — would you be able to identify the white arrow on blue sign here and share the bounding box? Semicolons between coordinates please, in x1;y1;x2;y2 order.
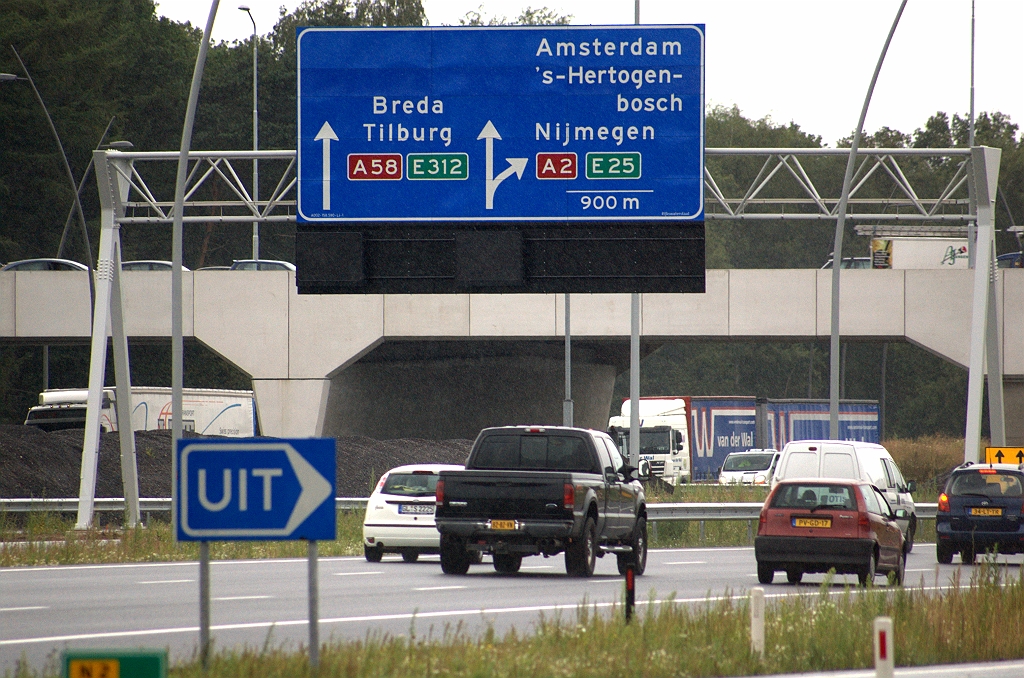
176;439;336;541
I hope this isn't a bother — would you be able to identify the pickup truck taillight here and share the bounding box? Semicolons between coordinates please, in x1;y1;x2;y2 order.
937;492;949;513
564;483;575;510
436;479;445;506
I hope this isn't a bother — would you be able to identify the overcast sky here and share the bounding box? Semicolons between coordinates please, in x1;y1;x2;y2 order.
155;0;1021;146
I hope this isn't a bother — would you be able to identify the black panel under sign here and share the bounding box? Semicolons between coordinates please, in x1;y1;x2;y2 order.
456;231;523;285
295;231;363;285
295;222;704;295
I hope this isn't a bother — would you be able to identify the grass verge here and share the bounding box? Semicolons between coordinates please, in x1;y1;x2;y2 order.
9;558;1022;678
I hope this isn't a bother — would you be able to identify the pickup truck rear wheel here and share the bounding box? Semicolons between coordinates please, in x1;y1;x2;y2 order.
566;516;597;577
493;553;522;574
440;536;471;575
617;517;648;576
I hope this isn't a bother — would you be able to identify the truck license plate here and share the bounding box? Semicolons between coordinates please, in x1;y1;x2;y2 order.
488;519;517;530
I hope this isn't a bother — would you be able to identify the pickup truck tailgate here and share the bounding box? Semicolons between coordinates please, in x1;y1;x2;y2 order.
438;470;571;520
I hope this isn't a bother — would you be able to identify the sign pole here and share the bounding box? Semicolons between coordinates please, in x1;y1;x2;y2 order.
199;541;211;669
563;293;573;427
308;540;320;669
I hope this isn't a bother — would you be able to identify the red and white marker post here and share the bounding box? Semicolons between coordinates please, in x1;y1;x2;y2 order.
874;616;894;678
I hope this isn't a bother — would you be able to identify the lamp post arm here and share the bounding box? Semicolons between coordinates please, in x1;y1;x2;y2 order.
11;44;95;314
57;116;116;258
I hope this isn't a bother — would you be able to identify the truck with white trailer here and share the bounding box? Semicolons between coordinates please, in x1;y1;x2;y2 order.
24;387;257;437
608;396;880;485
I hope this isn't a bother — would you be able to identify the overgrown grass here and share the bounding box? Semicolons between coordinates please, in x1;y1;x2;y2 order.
0;511;365;568
11;559;1021;678
887;434;977;499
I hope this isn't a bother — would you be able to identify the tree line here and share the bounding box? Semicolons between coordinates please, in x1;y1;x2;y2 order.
0;0;1019;439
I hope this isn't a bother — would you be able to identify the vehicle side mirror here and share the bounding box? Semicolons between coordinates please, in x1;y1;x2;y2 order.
604;466;617;481
637;459;651;480
906;480;917;494
893;508;909;520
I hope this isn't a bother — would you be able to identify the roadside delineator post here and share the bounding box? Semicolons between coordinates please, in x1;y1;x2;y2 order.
750;587;765;657
624;564;635;623
874;616;894;678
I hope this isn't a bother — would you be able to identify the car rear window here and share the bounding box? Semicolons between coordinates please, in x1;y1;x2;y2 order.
473;435;596;472
381;473;439;497
949;472;1023;498
722;453;774;472
772;483;856;510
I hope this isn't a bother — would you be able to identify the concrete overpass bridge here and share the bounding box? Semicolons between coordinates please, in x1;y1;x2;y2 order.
2;267;1020;442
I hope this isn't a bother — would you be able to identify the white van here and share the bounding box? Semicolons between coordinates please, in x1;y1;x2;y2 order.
771;440;918;550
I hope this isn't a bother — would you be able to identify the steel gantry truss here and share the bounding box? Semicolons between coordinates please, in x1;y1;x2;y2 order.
703;147;974;222
76;147;1003;528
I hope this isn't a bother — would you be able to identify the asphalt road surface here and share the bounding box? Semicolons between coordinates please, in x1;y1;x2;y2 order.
3;544;1022;672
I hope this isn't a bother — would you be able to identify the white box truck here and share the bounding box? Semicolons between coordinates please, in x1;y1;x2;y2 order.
24;387;257;437
870;237;968;269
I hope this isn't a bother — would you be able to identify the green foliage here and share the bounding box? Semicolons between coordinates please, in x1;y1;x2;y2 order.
459;4;572;25
0;3;1020;438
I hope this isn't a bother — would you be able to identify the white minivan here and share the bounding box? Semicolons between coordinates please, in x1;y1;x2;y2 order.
771;440;918;551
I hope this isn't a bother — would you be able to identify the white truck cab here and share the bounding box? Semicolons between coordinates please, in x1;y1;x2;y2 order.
608;398;691;485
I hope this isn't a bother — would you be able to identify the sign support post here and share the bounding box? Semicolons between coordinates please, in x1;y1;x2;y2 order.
176;438;335;668
199;542;211;668
308;540;320;669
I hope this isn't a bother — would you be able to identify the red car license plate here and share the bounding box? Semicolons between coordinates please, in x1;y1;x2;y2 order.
793;517;832;528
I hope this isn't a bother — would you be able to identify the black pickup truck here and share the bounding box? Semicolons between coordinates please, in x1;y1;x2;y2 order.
434;426;649;577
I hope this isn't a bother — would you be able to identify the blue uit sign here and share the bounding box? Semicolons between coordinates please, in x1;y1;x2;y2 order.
296;25;704;222
176;439;336;541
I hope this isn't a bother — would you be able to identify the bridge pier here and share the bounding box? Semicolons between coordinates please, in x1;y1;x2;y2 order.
251;378;330;438
1006;378;1024;446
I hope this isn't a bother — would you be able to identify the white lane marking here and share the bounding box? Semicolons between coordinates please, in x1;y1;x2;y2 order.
332;571;382;577
413;586;466;591
0;606;48;612
664;561;706;565
213;595;272;601
520;565;554;570
4;585;960;648
586;579;622;584
138;579;194;585
1;557;368;575
906;569;933;572
652;547;754;554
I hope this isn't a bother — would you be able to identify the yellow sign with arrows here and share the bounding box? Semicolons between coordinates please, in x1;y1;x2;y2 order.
985;447;1024;465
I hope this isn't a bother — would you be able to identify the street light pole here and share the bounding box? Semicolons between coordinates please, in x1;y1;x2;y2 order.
3;52;95;314
240;5;259;260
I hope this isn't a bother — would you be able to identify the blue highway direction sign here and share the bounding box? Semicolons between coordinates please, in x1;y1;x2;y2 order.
297;25;704;222
176;438;336;541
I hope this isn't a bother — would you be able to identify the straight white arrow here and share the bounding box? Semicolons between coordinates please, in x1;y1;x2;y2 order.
315;121;338;210
477;120;527;210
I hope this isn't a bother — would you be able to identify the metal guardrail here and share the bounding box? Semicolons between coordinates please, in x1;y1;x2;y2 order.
0;498;937;520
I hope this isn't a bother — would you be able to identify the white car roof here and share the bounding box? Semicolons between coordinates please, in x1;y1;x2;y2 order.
381;463;465;475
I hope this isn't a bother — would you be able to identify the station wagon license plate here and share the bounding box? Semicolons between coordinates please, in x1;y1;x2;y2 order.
793;517;831;529
970;507;1003;517
488;519;517;530
398;504;434;515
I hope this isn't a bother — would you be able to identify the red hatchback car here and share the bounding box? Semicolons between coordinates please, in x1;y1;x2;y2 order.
755;479;907;586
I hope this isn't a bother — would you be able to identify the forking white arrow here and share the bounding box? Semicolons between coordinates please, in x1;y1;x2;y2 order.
315;121;338;210
477;120;527;209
